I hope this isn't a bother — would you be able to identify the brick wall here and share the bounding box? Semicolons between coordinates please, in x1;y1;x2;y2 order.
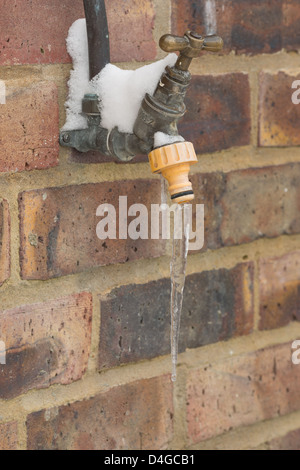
0;0;300;450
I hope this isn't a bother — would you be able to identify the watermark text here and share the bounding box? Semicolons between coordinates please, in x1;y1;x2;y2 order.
96;198;204;251
0;80;6;105
0;341;6;365
291;80;300;104
292;340;300;365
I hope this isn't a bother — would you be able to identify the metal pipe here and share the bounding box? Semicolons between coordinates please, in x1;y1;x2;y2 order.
83;0;110;80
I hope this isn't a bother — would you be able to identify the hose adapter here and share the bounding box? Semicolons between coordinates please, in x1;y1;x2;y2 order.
148;141;198;204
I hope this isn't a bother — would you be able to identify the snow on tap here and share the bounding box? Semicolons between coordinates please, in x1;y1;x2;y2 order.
62;18;179;137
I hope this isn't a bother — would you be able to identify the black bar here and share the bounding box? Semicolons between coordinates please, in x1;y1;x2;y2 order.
83;0;110;80
171;190;194;200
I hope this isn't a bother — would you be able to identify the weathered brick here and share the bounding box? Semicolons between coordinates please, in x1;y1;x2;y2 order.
0;0;156;65
0;199;10;286
179;73;251;154
99;263;253;369
19;165;299;280
172;0;300;55
259;71;300;147
186;342;300;444
0;82;59;172
191;163;300;251
0;422;18;450
266;429;300;450
259;251;300;330
26;375;173;450
19;179;165;280
0;293;92;399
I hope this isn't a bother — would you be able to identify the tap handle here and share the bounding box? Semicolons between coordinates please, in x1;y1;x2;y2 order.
159;34;190;53
159;31;223;71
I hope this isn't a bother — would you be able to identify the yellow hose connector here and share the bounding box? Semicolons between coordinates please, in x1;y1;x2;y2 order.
148;141;198;204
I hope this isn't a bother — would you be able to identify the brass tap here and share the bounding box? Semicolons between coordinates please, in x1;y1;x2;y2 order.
147;32;223;204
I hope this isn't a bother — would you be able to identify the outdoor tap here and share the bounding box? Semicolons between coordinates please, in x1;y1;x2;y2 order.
141;31;223;203
59;1;223;203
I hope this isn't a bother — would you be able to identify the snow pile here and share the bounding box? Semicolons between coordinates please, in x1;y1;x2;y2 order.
62;18;178;135
63;19;94;131
92;56;177;134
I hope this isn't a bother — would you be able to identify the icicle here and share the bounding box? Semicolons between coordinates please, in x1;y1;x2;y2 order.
170;204;190;382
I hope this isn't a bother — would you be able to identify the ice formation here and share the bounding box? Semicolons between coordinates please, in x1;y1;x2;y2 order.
154;132;185;148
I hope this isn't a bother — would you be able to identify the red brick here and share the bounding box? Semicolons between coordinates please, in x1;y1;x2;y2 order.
0;293;92;399
191;163;300;251
0;199;10;286
19;179;165;280
267;429;300;450
259;71;300;147
259;251;300;330
0;422;18;450
99;263;254;369
26;375;173;450
186;342;300;444
108;0;156;63
179;73;251;154
0;82;59;173
0;0;156;65
172;0;300;55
